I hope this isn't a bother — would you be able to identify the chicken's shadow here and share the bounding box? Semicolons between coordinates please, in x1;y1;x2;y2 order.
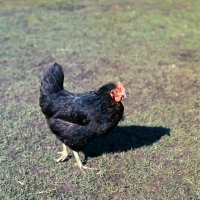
82;125;170;161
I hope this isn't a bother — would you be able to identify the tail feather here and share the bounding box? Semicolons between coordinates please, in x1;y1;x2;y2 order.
39;63;64;117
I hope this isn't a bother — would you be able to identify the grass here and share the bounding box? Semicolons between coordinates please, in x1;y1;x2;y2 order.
0;0;200;199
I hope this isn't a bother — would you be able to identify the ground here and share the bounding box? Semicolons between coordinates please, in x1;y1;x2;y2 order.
0;0;200;199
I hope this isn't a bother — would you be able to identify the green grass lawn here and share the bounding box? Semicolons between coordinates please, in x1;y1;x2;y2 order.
0;0;200;199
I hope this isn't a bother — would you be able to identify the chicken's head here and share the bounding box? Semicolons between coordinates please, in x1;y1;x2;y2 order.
110;81;126;102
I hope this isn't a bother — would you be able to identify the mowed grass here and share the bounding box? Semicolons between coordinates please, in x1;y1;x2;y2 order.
0;0;200;199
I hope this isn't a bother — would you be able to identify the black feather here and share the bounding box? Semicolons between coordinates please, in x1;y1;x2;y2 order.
39;63;124;151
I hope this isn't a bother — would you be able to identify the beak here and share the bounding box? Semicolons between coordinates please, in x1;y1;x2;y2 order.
121;93;127;99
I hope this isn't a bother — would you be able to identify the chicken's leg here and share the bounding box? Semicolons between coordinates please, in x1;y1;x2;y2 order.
72;151;96;173
55;143;68;162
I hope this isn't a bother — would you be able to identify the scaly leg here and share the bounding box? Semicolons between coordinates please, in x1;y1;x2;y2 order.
55;143;68;162
72;151;96;173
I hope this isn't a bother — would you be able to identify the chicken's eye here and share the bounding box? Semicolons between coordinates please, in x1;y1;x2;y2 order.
111;90;115;94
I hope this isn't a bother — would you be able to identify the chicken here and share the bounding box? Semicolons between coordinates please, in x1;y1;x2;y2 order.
39;63;126;173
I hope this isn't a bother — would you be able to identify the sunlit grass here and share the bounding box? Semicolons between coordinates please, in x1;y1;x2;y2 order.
0;0;200;199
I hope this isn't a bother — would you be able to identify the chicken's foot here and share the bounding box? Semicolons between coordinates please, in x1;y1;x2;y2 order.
72;151;97;173
55;143;68;162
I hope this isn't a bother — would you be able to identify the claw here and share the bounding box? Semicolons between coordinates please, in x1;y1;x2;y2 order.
55;152;68;162
74;162;97;173
73;151;97;173
55;145;97;173
55;144;68;162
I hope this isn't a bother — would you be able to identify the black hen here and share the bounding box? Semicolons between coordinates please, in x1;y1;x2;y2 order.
39;63;126;172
